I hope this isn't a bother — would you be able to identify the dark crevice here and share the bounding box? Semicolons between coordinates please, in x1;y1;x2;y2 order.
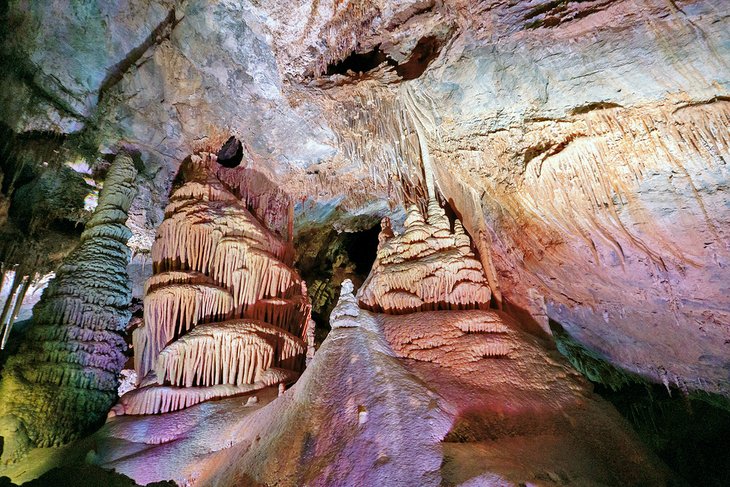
325;44;397;76
522;142;552;167
569;101;623;115
98;8;180;103
522;133;581;167
342;225;380;275
216;136;243;168
524;0;616;30
394;35;443;80
323;34;444;81
672;95;730;114
294;218;381;342
524;1;567;21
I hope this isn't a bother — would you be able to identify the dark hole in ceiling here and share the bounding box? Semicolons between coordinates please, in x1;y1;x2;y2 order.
394;35;442;81
216;136;243;168
326;44;397;76
324;35;443;81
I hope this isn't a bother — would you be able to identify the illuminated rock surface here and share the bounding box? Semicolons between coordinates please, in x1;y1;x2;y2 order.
88;282;672;486
120;156;309;416
1;0;724;396
88;208;671;486
0;153;137;460
0;0;728;484
358;203;491;313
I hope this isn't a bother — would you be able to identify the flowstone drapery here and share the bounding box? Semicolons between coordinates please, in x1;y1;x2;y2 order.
0;153;138;461
115;154;310;416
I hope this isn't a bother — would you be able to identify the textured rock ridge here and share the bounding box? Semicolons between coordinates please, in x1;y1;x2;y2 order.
0;153;138;460
117;153;309;415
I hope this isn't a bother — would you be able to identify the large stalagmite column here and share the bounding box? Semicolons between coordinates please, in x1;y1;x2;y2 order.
115;153;309;416
0;153;138;461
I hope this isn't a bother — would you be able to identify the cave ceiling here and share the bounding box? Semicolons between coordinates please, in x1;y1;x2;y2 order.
0;0;728;419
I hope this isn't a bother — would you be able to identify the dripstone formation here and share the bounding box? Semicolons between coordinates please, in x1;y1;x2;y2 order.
358;201;492;313
115;154;310;416
88;199;671;486
0;153;138;461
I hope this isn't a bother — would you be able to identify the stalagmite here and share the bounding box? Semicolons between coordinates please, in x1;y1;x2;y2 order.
117;154;309;415
357;201;491;313
357;203;519;369
0;153;138;461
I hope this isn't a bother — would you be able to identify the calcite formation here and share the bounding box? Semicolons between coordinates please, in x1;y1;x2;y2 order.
0;153;138;460
116;154;309;416
91;279;671;486
0;0;728;483
358;201;491;313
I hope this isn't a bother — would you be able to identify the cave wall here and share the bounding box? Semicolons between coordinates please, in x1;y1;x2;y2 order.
0;0;728;401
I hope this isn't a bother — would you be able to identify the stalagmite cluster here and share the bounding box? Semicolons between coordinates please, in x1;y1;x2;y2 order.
120;154;308;415
357;204;527;380
0;154;138;460
357;200;491;313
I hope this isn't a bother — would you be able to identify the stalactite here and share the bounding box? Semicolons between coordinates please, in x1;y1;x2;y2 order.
111;368;299;416
120;156;309;415
0;153;138;460
133;283;234;379
358;201;492;314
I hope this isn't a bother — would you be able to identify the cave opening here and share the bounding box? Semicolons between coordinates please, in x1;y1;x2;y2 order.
325;44;396;76
294;219;381;344
341;224;380;276
323;35;443;81
393;35;443;81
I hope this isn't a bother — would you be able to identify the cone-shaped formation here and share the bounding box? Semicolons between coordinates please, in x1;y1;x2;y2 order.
357;201;491;313
0;154;138;458
123;157;309;415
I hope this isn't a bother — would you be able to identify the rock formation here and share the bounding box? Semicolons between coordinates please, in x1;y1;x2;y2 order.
0;0;728;483
0;0;726;400
0;153;138;460
88;205;672;486
115;154;309;416
358;202;491;313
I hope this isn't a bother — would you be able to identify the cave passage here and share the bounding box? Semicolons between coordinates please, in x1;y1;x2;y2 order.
326;44;397;76
295;220;381;343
